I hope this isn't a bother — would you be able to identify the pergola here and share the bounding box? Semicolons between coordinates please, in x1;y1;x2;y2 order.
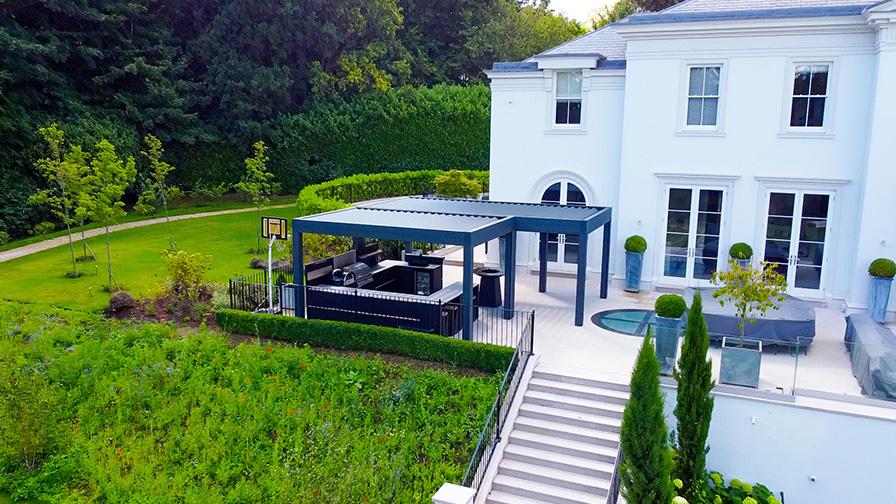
291;196;613;340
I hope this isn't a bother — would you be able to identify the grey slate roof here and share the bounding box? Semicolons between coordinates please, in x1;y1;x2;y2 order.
628;0;876;23
666;0;874;13
535;24;627;61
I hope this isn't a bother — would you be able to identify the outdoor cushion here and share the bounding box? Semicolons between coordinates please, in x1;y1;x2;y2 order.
844;313;896;400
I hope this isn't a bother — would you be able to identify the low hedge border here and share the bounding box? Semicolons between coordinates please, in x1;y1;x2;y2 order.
216;309;514;373
296;169;489;216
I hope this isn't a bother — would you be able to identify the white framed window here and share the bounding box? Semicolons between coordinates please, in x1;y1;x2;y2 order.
554;71;582;126
686;66;721;127
789;64;830;128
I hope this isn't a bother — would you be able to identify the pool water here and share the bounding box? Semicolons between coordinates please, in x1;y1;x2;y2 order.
591;309;656;336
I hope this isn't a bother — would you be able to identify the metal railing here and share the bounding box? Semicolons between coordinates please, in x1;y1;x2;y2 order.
228;267;293;312
460;315;534;493
607;445;624;504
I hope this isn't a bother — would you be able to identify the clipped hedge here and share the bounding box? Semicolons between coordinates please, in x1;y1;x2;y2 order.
625;235;647;254
728;242;753;260
655;294;687;319
216;309;515;373
296;169;489;216
869;258;896;279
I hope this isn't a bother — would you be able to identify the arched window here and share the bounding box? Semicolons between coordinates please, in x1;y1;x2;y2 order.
541;181;587;265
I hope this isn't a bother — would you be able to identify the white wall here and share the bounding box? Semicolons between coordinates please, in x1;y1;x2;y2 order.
663;388;896;503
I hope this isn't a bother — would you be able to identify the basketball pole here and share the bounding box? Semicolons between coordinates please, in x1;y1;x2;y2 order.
267;234;277;313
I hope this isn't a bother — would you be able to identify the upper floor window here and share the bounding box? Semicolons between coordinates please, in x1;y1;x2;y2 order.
790;64;829;128
554;71;582;126
686;66;720;127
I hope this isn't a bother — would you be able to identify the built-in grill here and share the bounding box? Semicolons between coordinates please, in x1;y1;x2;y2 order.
341;262;373;288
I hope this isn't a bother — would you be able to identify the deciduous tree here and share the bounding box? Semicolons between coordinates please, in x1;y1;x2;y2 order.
235;141;280;253
136;134;181;249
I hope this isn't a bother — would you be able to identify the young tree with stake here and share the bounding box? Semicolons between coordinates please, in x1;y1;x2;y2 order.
235;140;280;254
29;124;89;278
135;134;180;249
80;140;136;289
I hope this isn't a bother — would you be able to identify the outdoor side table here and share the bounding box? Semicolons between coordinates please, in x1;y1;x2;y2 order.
474;267;504;308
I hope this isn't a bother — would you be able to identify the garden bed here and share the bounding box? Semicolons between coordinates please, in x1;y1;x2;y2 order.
0;301;499;502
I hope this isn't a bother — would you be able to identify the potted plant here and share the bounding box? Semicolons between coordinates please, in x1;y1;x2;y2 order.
625;235;647;293
728;242;753;269
868;258;896;323
653;294;687;375
711;260;786;388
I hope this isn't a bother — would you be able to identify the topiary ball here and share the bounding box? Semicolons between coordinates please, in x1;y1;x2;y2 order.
655;294;687;318
728;242;753;260
625;235;647;254
869;258;896;278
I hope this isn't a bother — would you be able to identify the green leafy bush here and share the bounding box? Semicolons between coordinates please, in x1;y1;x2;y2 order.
0;300;499;502
434;170;482;198
708;472;781;504
271;85;491;192
655;294;687;318
216;309;514;373
728;242;753;260
625;235;647;254
868;258;896;278
296;169;489;217
30;221;55;235
0;231;9;245
163;249;213;301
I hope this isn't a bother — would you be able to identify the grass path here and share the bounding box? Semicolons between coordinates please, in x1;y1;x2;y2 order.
0;205;298;311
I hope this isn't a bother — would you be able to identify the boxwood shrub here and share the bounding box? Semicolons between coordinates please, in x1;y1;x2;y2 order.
869;258;896;279
728;242;753;260
296;169;489;216
655;294;687;318
216;309;515;373
625;235;647;254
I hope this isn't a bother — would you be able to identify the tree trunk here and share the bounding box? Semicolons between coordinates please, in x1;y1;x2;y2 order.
105;226;114;288
64;219;78;277
256;206;262;253
163;197;175;250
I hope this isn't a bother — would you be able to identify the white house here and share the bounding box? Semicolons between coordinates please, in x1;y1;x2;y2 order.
486;0;896;316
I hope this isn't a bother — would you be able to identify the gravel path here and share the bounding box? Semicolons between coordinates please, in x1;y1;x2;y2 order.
0;204;293;264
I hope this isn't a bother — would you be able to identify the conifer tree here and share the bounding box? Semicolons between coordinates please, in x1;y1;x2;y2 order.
674;291;715;502
620;330;675;504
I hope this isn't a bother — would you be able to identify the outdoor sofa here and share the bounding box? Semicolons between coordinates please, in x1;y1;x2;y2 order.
844;313;896;400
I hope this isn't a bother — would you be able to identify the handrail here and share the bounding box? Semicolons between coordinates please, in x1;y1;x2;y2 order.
606;445;624;504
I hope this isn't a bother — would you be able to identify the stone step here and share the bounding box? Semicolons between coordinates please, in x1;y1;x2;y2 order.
499;457;612;494
525;390;626;418
502;443;617;475
514;415;620;447
509;429;619;460
532;368;630;393
528;377;630;405
490;474;605;504
486;490;549;504
518;402;622;432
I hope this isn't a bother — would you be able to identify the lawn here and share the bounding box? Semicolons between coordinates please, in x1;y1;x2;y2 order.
0;301;498;503
0;206;297;311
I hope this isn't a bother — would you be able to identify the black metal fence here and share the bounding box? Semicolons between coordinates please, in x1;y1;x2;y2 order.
228;268;294;312
607;446;623;504
460;321;533;493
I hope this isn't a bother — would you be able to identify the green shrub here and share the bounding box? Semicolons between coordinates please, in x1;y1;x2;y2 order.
434;170;482;198
296;169;488;216
270;85;491;192
215;309;515;373
655;294;687;318
868;258;896;278
728;242;753;260
31;221;56;235
625;235;647;254
708;472;781;504
0;230;9;245
163;249;213;301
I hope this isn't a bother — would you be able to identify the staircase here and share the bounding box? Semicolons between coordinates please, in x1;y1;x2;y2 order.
485;366;629;504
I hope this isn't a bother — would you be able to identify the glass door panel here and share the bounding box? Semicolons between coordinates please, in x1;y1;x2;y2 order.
693;189;723;280
540;181;586;267
664;188;692;279
764;192;795;279
763;191;830;296
794;194;829;290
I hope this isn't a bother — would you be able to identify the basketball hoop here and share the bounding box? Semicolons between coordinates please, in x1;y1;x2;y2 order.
262;216;289;240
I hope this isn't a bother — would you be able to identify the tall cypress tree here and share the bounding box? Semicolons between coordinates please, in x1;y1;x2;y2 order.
674;291;715;502
620;330;674;504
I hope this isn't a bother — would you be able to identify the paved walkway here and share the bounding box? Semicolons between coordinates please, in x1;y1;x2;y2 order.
0;204;293;264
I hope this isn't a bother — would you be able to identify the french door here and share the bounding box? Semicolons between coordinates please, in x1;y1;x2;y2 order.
661;187;725;287
762;191;831;298
541;181;587;269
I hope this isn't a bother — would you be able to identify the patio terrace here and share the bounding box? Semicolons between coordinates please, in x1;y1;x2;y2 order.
439;251;896;418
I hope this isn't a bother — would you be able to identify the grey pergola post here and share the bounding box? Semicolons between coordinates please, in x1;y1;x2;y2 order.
462;239;475;341
575;224;589;327
538;232;548;293
292;226;306;318
600;218;612;299
503;231;516;319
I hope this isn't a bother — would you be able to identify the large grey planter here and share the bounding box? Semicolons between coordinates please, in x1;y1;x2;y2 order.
654;315;681;375
625;251;643;293
869;276;893;323
720;337;762;388
734;257;750;269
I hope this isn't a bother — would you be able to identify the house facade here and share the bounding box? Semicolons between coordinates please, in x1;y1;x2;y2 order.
486;0;896;315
